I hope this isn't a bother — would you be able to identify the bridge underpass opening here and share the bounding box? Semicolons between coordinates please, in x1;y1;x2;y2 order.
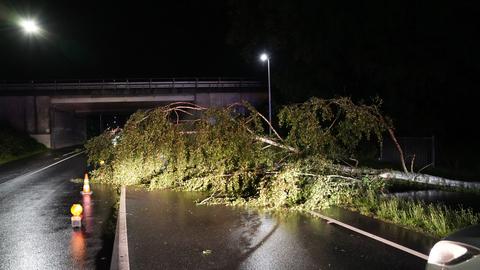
50;108;87;149
52;100;182;145
86;112;131;139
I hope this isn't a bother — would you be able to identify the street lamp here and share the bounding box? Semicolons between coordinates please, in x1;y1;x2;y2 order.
18;18;41;35
260;53;271;134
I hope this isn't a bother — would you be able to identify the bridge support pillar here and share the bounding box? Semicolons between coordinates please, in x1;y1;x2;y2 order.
23;96;52;148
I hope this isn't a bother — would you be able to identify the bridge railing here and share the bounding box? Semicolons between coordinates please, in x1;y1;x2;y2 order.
0;77;263;92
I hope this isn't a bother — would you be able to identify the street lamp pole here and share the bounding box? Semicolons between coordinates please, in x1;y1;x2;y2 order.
260;53;272;135
267;57;271;135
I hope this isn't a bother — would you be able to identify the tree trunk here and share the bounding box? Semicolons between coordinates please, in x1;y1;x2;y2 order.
378;171;480;189
335;165;480;189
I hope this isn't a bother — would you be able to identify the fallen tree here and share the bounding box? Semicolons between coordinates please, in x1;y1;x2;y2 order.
85;97;480;237
86;98;479;193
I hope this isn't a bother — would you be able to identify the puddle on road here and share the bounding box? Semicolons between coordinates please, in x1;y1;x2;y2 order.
65;183;119;269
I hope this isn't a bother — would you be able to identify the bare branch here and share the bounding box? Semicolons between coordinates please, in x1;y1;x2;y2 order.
173;110;180;124
179;131;197;135
326;111;341;132
410;154;416;173
254;110;284;142
418;163;433;174
387;127;408;173
227;102;284;142
350;158;359;167
254;136;299;153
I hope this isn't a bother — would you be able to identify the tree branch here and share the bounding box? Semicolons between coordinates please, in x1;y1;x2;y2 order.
254;136;299;153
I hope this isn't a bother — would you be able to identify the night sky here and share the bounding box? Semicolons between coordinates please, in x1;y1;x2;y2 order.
0;1;252;79
1;1;480;174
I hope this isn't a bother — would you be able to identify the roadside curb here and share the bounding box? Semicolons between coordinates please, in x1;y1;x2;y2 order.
111;186;130;270
307;210;429;260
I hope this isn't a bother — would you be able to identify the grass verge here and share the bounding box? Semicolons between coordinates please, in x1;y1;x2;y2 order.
0;124;47;165
348;191;480;238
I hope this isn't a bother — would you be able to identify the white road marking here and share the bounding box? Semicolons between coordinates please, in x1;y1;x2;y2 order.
21;151;85;179
308;210;429;261
118;186;130;270
62;150;80;157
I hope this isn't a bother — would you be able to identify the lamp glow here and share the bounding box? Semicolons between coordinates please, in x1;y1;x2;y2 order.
260;53;269;62
19;19;40;34
71;204;83;217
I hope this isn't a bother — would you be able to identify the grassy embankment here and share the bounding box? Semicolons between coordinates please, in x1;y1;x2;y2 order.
0;124;47;165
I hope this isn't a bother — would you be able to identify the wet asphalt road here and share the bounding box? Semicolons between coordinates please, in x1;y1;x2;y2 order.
126;189;429;270
1;150;434;270
0;149;78;185
0;151;118;270
321;206;437;255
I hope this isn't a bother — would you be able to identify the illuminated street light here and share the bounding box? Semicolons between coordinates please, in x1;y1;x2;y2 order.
260;53;268;62
19;18;40;35
259;53;272;134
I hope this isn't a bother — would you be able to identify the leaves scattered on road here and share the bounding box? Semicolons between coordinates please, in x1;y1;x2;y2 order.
202;249;212;256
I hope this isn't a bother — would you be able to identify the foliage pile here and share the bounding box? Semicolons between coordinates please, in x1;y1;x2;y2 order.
87;98;386;206
85;98;480;237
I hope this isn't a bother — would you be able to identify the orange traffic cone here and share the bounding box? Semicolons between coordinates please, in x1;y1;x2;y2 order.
81;173;93;195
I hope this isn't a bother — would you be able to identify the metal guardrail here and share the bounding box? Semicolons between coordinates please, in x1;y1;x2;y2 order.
0;78;263;92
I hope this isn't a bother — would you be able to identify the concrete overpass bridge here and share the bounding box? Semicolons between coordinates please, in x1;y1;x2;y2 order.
0;78;266;148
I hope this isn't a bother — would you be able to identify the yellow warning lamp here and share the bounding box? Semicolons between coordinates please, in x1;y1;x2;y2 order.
99;160;105;166
71;204;83;228
81;173;93;195
71;204;83;216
